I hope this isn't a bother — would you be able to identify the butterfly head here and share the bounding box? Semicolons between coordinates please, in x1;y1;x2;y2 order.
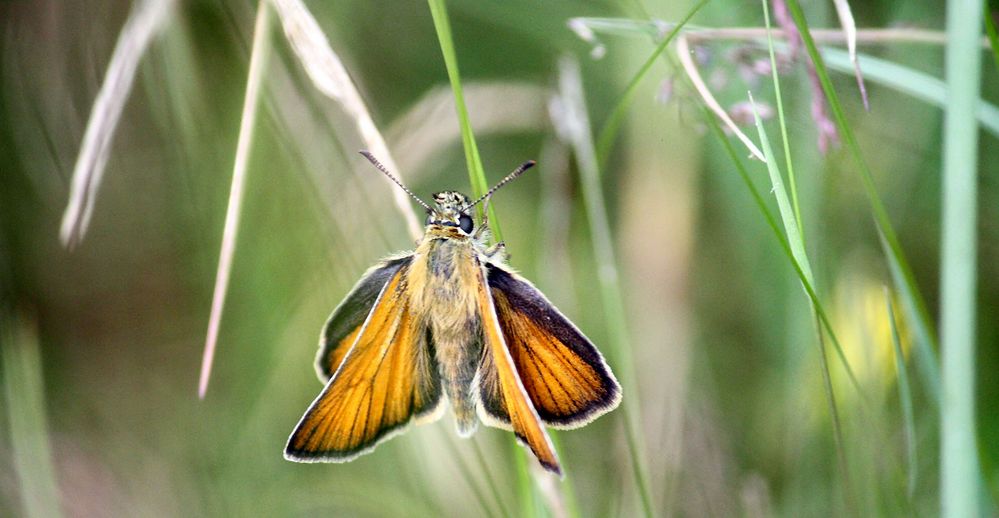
427;191;474;235
357;150;536;239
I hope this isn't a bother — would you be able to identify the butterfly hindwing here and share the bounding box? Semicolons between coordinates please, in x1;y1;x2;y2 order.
285;262;443;462
474;262;562;475
481;264;621;429
315;255;413;382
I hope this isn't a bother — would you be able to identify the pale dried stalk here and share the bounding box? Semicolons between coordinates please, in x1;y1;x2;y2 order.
830;0;870;110
198;1;271;399
59;0;174;248
269;0;421;239
676;34;766;162
569;18;984;47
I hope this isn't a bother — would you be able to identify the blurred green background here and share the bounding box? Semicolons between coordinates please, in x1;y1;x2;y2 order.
1;0;996;516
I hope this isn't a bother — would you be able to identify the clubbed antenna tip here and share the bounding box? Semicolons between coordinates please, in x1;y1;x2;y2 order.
468;160;537;209
359;150;432;211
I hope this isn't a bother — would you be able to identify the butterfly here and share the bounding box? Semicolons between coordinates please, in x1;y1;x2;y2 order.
284;151;621;475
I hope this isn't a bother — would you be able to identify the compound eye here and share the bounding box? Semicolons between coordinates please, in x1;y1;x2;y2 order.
458;213;474;234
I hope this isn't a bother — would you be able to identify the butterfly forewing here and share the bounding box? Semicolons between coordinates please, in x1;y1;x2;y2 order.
315;256;413;382
474;264;562;475
285;263;442;462
482;264;621;429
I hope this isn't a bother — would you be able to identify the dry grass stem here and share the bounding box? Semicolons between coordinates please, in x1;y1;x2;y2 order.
270;0;422;239
198;1;271;399
59;0;175;248
676;34;766;162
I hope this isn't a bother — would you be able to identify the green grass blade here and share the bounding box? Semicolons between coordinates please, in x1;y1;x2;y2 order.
940;0;984;514
761;0;804;243
427;1;546;511
816;47;999;139
885;289;918;498
878;231;942;404
594;0;708;167
984;3;999;72
783;0;941;406
703;102;862;394
556;56;654;518
2;315;63;518
749;96;855;512
747;93;811;282
748;84;861;392
426;0;502;239
441;436;499;518
471;439;513;518
512;447;537;517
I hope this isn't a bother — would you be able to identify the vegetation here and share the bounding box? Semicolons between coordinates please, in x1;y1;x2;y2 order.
1;0;995;515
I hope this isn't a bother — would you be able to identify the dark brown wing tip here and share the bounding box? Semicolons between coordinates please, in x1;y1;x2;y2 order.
541;459;564;478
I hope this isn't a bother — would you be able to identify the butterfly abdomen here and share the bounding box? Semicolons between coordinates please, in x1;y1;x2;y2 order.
410;236;483;436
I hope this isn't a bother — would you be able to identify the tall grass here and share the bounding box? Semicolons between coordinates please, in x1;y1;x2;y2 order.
2;315;62;518
426;0;545;513
6;1;994;516
782;0;943;405
199;0;271;399
940;0;984;515
554;56;653;518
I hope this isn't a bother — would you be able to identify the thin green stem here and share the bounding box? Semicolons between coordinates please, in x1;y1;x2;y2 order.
471;439;513;518
749;93;855;512
557;57;654;518
761;0;804;244
703;105;862;395
783;0;941;406
594;0;709;168
426;0;502;239
426;1;539;511
885;289;918;498
813;312;855;516
442;435;499;518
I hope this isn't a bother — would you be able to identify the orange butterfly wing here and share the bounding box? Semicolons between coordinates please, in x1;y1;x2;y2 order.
314;256;412;382
474;264;562;475
480;264;621;429
285;262;442;462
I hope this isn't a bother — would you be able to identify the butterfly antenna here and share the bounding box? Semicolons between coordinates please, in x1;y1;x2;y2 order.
359;150;432;211
467;160;536;209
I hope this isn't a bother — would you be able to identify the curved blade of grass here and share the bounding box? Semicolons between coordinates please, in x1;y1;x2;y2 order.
747;93;811;282
270;0;422;240
816;47;999;138
2;315;63;518
470;439;513;518
802;44;953;399
985;3;999;72
441;436;500;518
198;0;271;399
426;0;538;510
761;0;804;246
594;0;709;167
676;34;766;162
59;0;174;249
885;288;918;498
783;0;940;406
703;104;861;394
748;98;855;512
555;56;653;518
426;0;501;238
940;0;984;514
747;87;861;392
